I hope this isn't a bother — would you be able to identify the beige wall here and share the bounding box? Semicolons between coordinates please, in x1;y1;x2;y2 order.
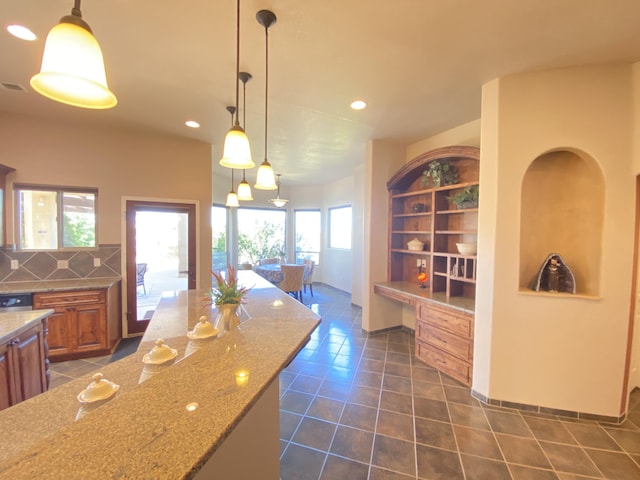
476;64;636;417
0;111;213;288
363;139;406;331
321;176;356;294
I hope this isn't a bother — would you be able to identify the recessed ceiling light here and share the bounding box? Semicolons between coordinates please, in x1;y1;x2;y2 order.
350;100;367;110
6;24;37;41
185;120;200;128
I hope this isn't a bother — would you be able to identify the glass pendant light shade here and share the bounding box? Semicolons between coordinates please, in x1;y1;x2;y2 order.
30;15;117;109
220;126;254;169
268;174;288;207
225;190;239;207
237;170;253;201
237;180;253;200
255;160;277;190
269;197;288;208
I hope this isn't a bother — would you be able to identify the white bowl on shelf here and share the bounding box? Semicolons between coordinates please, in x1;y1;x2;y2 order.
407;238;425;251
456;242;477;255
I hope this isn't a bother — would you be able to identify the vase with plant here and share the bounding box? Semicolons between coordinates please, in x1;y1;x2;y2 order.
448;185;479;209
206;265;251;334
421;159;458;188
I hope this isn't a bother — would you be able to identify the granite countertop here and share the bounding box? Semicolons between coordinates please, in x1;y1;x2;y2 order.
0;309;54;344
0;277;121;294
0;271;320;479
374;280;476;313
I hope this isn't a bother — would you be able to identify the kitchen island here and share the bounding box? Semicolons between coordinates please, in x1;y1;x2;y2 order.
0;271;320;479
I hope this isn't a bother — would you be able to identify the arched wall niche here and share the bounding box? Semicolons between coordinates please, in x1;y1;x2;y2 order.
519;149;604;297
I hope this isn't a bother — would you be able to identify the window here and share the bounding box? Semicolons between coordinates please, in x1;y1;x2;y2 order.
212;205;227;271
237;207;286;265
329;205;352;249
16;186;97;250
295;209;321;264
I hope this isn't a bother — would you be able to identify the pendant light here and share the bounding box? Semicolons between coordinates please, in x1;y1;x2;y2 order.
30;0;117;109
254;10;277;190
225;169;240;207
236;72;253;201
269;174;289;208
220;0;254;169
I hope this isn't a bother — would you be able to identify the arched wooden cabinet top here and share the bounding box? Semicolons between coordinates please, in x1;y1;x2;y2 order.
387;146;480;192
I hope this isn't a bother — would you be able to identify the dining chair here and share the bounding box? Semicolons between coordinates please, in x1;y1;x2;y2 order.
136;263;148;295
278;265;305;301
303;260;316;297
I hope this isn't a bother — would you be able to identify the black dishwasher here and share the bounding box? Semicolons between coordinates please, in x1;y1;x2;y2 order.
0;293;33;312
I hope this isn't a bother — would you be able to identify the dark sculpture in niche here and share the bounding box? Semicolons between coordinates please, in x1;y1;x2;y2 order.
532;253;576;294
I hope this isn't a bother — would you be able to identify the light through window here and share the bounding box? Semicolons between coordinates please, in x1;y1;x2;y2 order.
212;205;227;271
237;207;286;265
329;205;352;249
17;186;97;250
295;209;320;264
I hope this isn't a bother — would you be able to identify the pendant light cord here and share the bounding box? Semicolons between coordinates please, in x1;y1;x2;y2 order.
234;0;241;127
263;22;269;161
72;0;82;17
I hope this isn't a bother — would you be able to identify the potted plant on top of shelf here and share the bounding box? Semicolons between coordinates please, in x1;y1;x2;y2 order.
420;159;458;187
448;185;479;209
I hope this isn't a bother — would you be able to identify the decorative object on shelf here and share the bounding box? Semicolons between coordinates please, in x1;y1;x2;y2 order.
187;316;218;340
407;238;425;251
220;0;254;169
142;339;178;365
532;253;576;293
207;265;251;334
448;185;479;209
421;159;458;187
77;372;119;403
417;267;428;288
214;304;241;334
208;265;251;306
31;0;117;109
456;242;477;255
412;203;426;213
254;9;278;190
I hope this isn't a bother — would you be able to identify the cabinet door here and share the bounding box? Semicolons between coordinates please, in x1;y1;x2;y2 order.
45;309;74;356
11;324;47;403
0;343;15;409
75;304;107;352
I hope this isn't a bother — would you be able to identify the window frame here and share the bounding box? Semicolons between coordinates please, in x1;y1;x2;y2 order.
15;183;98;251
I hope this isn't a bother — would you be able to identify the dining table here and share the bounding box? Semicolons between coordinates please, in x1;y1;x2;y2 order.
254;263;306;284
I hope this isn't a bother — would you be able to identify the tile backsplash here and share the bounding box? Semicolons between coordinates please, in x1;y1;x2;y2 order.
0;245;121;282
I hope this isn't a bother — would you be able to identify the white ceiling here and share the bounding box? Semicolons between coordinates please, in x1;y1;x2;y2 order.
2;0;640;186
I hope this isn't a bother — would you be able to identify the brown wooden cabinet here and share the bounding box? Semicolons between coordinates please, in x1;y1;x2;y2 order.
380;146;480;386
0;321;48;411
415;300;474;385
33;285;121;361
387;146;479;299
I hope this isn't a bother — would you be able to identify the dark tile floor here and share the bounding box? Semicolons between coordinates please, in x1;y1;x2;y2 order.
49;284;640;480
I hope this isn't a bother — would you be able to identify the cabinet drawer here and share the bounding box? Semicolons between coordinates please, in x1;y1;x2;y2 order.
416;339;471;386
416;321;473;362
34;290;105;308
416;301;473;338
